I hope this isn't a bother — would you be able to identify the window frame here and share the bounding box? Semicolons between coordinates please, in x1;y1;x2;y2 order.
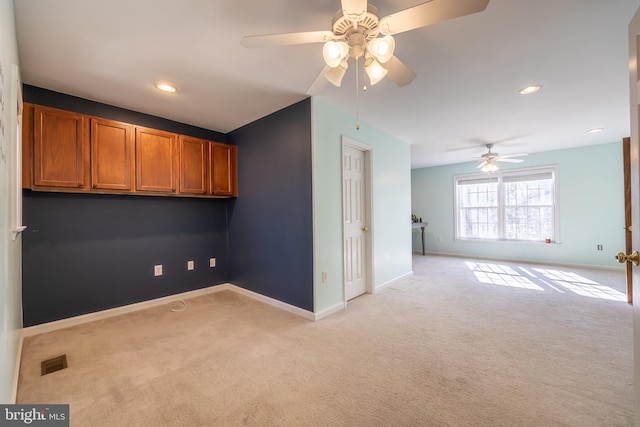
454;166;559;243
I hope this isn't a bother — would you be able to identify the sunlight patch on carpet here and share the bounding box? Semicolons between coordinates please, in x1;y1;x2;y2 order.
466;262;543;290
533;268;627;302
465;262;626;301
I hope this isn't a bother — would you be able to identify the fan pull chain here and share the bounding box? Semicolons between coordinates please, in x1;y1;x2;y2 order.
355;56;360;130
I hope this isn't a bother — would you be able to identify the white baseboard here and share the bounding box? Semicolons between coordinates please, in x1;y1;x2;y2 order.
230;286;316;321
418;251;624;272
22;283;318;337
11;331;24;403
314;302;346;321
376;271;414;291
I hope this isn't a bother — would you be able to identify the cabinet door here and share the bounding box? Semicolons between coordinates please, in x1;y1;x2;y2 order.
179;136;208;195
210;143;237;196
33;105;85;188
91;118;133;191
135;127;177;193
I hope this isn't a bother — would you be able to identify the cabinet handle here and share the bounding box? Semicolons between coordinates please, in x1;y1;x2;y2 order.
92;183;97;189
78;183;83;187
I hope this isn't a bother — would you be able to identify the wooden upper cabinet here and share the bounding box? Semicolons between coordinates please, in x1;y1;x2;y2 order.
135;127;177;193
91;118;133;191
23;103;238;198
33;105;86;188
179;136;208;195
210;142;237;196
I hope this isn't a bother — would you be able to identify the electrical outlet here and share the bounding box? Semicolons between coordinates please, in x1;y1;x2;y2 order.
437;236;443;244
210;258;216;268
187;260;194;270
322;271;328;283
154;264;163;276
597;244;603;251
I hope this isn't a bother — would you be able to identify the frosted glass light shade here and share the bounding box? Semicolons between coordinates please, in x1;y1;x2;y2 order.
364;58;387;85
367;35;395;63
325;61;349;87
481;161;499;173
323;41;349;68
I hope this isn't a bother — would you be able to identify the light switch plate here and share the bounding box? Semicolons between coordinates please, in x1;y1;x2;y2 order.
187;260;194;270
154;265;163;276
210;258;216;268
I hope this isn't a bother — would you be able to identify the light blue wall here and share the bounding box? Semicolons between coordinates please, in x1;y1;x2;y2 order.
0;0;23;403
411;142;625;269
311;98;412;313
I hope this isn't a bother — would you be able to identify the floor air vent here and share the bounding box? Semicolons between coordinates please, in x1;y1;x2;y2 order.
41;355;68;376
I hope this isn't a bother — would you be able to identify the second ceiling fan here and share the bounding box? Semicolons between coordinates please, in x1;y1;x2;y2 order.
476;143;528;173
241;0;491;92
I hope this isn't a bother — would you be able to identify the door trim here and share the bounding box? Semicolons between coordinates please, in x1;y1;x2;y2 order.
341;136;375;303
628;8;640;425
624;137;633;304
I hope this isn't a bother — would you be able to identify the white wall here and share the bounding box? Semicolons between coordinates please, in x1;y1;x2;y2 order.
311;97;412;313
411;142;625;269
0;0;23;403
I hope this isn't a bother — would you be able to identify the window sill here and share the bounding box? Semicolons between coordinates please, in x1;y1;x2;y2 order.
455;238;561;246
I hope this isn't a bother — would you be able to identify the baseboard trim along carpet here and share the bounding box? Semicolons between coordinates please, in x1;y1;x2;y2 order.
229;286;317;321
22;283;317;337
416;251;624;272
314;302;347;321
376;271;414;291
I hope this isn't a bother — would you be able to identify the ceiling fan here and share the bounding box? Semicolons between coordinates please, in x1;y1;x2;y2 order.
476;143;527;172
241;0;491;92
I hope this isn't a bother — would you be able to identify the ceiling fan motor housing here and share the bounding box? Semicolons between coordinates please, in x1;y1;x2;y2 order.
332;4;380;58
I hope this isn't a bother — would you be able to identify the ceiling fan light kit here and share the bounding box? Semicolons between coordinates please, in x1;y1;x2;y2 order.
323;40;349;67
325;61;349;87
364;57;387;85
367;35;395;63
481;160;499;173
241;0;491;90
476;143;528;173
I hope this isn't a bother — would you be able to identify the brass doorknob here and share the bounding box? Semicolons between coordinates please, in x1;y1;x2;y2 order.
615;250;640;266
361;226;368;232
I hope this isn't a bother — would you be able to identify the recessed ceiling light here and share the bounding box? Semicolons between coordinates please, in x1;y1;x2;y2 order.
587;127;604;134
156;83;177;93
519;85;541;95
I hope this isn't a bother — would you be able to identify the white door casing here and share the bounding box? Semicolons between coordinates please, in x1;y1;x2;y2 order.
342;138;373;301
628;9;640;425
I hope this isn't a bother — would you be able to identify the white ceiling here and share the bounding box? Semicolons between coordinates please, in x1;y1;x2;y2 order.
13;0;640;168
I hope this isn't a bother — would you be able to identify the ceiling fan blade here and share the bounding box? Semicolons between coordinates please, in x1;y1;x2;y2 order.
498;153;528;159
385;55;416;86
342;0;368;22
476;161;487;169
307;66;332;95
241;31;335;48
379;0;490;36
494;158;524;163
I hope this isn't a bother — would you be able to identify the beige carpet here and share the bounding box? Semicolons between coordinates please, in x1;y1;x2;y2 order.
17;255;633;426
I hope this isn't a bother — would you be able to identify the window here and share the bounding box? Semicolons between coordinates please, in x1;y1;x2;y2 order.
455;167;557;242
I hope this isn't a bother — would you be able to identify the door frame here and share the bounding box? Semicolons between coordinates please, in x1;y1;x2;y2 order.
628;8;640;424
341;136;375;303
623;137;632;304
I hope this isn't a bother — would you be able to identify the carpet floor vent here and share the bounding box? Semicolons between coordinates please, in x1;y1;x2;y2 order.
41;355;68;376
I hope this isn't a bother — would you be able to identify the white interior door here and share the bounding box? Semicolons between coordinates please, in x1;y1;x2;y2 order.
628;9;640;425
343;144;368;300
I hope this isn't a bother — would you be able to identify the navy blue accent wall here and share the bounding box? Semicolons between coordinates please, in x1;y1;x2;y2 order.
22;86;230;326
23;85;227;142
228;99;314;311
23;192;228;326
